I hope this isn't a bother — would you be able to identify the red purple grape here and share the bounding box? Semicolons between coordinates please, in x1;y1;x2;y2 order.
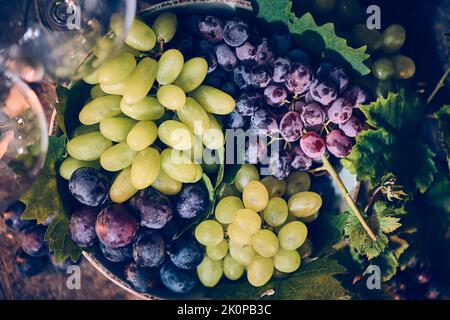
292;100;306;113
224;109;248;129
269;152;292;180
246;136;269;164
21;225;48;257
329;66;350;93
133;230;166;268
285;62;314;94
300;102;327;127
124;262;159;293
251;109;279;136
160;261;197;294
339;116;363;137
199;16;223;43
271;57;291;83
255;37;275;65
249;65;272;88
343;85;368;108
235;91;262;116
69;207;99;248
68;167;109;207
130;188;173;229
264;85;287;107
300;132;326;159
309;79;338;106
235;41;257;64
328;98;353;124
290;146;313;171
215;43;238;72
223;19;250;47
326;130;353;158
279;111;304;142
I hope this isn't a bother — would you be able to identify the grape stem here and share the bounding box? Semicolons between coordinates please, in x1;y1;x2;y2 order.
426;66;450;105
319;155;377;241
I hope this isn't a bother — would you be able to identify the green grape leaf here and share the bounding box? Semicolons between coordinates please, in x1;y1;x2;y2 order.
253;0;371;75
55;86;69;136
211;258;348;300
45;213;82;263
435;105;450;169
372;251;399;282
309;210;348;257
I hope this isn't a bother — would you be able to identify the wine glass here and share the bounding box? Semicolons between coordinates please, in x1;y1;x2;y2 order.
0;0;137;81
0;65;48;211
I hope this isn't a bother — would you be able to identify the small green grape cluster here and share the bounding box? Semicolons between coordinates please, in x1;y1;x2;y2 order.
59;12;235;203
194;164;322;288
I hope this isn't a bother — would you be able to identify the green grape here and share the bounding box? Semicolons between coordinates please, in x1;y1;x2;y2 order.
161;148;202;183
372;58;395;80
174;57;208;93
177;97;210;135
100;117;137;142
156;49;184;85
100;142;137;172
242;181;269;212
202;114;224;150
120;96;165;121
350;24;382;53
262;197;288;227
79;96;122;125
157;84;186;110
94;37;140;60
111;16;156;51
298;212;319;223
131;148;161;190
278;221;308;250
286;172;311;197
67;132;112;161
190;85;235;115
193;165;203;183
312;0;336;15
261;176;286;198
273;214;296;234
229;243;256;267
247;255;274;287
123;57;158;105
100;79;127;95
158;120;194;150
288;191;322;218
223;254;244;281
273;249;301;273
110;167;138;203
59;157;100;180
90;85;107;99
336;0;362;26
251;229;279;258
71;124;100;138
152;12;177;43
98;52;136;85
83;69;99;85
127;121;158;151
188;135;204;164
233;209;261;234
201;148;220;175
227;222;253;246
297;238;313;259
151;169;182;196
207;240;228;261
382;24;406;53
197;256;223;288
235;164;260;192
215;196;244;225
392;55;416;79
195;220;224;246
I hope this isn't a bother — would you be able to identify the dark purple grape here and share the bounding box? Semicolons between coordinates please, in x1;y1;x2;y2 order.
286;49;311;64
199;16;223;43
309;79;338;106
130;188;173;229
198;39;214;52
124;262;159;293
100;241;133;263
326;130;353;158
133;230;165;268
22;225;48;257
300;102;327;127
185;14;201;36
316;62;335;79
160;261;197;294
50;255;73;272
251;109;279;136
329;67;350;93
95;204;138;248
235;92;262;116
235;41;256;64
214;43;238;72
285;62;314;94
290;146;313;171
2;201;35;232
339;116;363;137
161;218;181;242
199;51;217;73
292;100;306;113
172;34;195;58
204;68;228;87
300;132;326;159
255;37;275;65
246;136;268;164
223;19;249;47
271;32;292;55
68;168;109;207
328;98;353;124
15;249;48;277
249;65;272;88
221;81;239;97
271;57;291;83
305;91;315;104
279;111;304;142
264;85;287;107
269;152;292;180
169;238;204;270
69;207;99;248
223;109;248;129
232;65;252;90
343;85;368;107
175;184;208;219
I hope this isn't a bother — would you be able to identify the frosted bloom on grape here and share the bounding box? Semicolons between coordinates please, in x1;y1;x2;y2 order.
300;102;327;127
309;79;338;106
328;98;353;124
279;111;304;142
214;43;238;72
223;19;250;47
269;152;292;180
233;65;252;90
343;85;368;108
255;37;275;65
305;91;315;104
285;62;314;94
290;146;313;171
292;100;306;113
329;67;350;93
199;16;223;43
326;130;353;158
264;85;287;107
271;57;291;83
250;65;272;88
235;41;257;64
300;132;326;159
339;116;363;137
251;109;279;136
235;91;262;116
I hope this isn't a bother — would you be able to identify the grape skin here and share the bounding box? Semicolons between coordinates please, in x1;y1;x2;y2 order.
309;79;337;106
339;115;363;137
255;37;275;65
279;111;304;142
169;238;205;270
300;132;326;159
251;109;279;136
235;41;257;64
326;130;353;158
269;152;292;180
285;62;314;94
68;168;109;207
223;19;250;47
249;65;273;88
199;16;223;43
124;262;159;293
160;261;197;294
264;85;287;107
300;102;327;127
129;188;173;229
328;98;353;124
329;66;350;93
69;207;99;248
343;85;368;107
232;65;252;90
271;57;291;83
21;226;48;257
133;230;166;268
235;91;262;116
290;146;313;171
215;44;238;72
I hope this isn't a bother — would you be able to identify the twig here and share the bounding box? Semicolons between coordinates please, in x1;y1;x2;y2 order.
427;66;450;105
364;185;383;213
